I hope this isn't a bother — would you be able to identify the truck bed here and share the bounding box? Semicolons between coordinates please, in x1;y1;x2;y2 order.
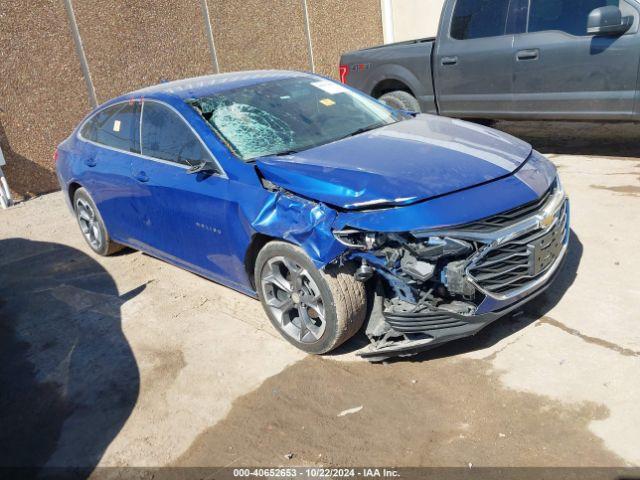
340;38;437;114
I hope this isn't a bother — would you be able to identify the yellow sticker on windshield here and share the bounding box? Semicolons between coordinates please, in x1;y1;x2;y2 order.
320;98;335;106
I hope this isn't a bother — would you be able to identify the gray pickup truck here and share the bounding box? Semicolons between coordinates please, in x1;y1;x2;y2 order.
340;0;640;121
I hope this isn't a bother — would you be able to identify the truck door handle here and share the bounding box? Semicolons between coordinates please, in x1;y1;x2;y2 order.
441;56;458;66
85;157;96;167
517;49;539;61
134;171;149;183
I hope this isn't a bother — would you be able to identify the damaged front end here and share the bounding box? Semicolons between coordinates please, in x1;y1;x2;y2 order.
331;181;569;361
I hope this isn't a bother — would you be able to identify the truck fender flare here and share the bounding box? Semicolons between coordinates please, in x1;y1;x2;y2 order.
364;64;427;100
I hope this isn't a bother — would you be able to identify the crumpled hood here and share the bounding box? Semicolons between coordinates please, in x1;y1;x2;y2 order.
256;114;532;210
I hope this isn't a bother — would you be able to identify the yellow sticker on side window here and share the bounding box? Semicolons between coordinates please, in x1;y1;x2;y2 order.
320;98;335;107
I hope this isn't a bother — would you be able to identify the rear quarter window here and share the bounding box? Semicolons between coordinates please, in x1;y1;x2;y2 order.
81;103;139;152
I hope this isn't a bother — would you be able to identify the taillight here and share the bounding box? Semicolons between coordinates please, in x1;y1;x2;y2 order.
339;64;349;84
54;147;59;162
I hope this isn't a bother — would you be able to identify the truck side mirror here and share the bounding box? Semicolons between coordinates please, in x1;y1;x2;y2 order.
587;6;633;36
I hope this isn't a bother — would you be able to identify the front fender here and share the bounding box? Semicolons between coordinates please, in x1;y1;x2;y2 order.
231;177;346;269
249;191;346;268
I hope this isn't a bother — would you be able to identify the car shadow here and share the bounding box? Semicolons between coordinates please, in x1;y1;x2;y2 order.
333;230;583;362
0;238;142;474
493;120;640;158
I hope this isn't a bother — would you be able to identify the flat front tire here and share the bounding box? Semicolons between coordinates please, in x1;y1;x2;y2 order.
73;187;123;256
255;241;366;354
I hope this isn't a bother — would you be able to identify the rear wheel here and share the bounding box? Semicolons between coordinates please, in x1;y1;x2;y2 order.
73;187;123;256
378;90;421;112
255;241;366;354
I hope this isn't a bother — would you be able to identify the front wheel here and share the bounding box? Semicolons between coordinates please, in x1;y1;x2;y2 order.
255;241;367;354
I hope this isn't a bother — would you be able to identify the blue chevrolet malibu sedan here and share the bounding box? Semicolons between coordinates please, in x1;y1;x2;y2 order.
56;70;569;360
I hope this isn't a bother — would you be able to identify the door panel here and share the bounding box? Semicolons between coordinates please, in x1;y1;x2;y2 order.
128;157;233;279
512;0;640;119
89;146;139;244
128;99;234;280
435;36;516;116
77;101;141;243
434;0;517;117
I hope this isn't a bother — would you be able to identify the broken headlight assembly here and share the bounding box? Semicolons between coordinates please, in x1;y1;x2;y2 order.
333;228;482;347
334;228;478;299
333;228;387;250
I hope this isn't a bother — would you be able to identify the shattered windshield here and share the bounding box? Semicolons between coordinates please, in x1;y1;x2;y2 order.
187;77;401;161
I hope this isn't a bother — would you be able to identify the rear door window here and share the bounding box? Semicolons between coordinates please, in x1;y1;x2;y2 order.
81;102;139;152
450;0;511;39
140;102;210;166
528;0;620;36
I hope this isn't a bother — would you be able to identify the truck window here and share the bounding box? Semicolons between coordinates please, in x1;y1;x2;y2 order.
528;0;619;36
450;0;510;40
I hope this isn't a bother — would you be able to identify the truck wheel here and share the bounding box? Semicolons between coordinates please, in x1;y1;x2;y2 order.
379;90;421;112
255;241;367;354
468;118;496;127
73;187;124;256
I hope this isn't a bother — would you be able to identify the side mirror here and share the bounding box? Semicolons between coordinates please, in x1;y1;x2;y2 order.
186;160;220;175
587;6;632;36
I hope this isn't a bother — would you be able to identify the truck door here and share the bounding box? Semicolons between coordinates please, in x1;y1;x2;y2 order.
512;0;640;120
434;0;520;118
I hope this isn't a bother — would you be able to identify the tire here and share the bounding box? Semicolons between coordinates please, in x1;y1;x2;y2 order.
378;90;421;112
73;187;123;256
255;241;367;354
467;118;495;127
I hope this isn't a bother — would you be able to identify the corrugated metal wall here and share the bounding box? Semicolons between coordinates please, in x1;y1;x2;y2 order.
0;0;382;199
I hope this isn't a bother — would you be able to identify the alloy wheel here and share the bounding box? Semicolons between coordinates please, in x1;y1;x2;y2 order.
260;256;326;343
75;198;103;251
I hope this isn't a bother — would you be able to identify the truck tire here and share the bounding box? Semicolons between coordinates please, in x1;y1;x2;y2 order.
378;90;421;112
73;187;124;256
468;118;496;127
255;241;367;354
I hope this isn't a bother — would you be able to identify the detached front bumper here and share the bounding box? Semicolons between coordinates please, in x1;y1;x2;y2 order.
355;184;570;362
358;246;566;361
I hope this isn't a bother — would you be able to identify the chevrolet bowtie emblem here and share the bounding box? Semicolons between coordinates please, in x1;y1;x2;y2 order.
540;213;555;229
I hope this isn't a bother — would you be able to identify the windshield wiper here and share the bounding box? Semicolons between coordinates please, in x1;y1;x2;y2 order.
338;122;389;141
273;149;299;156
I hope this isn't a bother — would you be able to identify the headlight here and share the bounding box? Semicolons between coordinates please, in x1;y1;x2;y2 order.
333;228;387;250
555;174;564;197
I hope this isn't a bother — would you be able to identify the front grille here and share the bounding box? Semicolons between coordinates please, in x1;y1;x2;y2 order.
468;200;568;296
461;182;556;233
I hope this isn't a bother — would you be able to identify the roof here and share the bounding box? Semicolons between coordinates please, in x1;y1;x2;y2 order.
126;70;312;101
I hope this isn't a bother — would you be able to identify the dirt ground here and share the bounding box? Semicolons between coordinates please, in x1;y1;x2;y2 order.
1;121;639;472
176;356;619;467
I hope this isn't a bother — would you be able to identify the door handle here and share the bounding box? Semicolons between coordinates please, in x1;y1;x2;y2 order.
85;157;96;167
135;171;149;183
441;56;458;66
516;49;539;61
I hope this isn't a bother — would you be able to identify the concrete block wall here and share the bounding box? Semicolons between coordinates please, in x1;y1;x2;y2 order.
0;0;382;199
